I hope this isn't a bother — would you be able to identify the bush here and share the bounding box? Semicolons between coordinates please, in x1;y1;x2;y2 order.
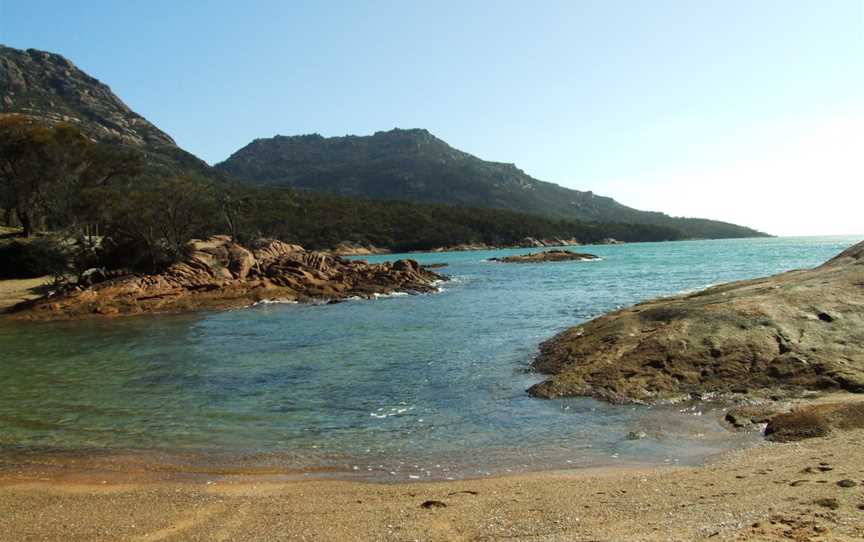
0;237;71;279
98;236;175;274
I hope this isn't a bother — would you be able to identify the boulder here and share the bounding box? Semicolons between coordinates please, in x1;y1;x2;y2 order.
227;245;256;279
529;241;864;403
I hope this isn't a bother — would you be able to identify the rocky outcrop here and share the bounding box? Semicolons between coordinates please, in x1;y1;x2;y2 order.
430;243;495;252
528;241;864;404
9;236;445;319
490;250;600;264
429;239;585;253
331;243;391;256
519;237;582;248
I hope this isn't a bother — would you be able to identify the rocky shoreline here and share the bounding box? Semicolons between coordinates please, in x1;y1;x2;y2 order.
330;242;392;256
6;236;445;320
426;236;622;253
490;249;600;263
528;240;864;405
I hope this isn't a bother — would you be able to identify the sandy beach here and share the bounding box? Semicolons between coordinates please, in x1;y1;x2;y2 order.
1;415;862;541
0;276;51;312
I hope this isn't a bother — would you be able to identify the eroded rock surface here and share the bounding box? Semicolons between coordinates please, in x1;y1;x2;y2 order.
10;236;444;319
529;241;864;403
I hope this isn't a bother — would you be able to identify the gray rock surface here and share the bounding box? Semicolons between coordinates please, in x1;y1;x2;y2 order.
529;241;864;403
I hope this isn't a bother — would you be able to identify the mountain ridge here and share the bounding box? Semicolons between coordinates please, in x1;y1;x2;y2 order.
0;44;215;178
216;128;767;239
1;44;766;240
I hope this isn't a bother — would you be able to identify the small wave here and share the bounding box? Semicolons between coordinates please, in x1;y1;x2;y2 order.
371;291;410;299
677;283;715;295
432;276;465;293
370;405;414;419
252;299;299;306
484;257;604;263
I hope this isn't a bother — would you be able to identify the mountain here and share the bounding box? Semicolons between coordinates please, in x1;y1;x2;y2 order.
216;129;766;239
0;44;764;240
0;45;214;178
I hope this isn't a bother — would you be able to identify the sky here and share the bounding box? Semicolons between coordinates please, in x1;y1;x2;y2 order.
1;0;862;236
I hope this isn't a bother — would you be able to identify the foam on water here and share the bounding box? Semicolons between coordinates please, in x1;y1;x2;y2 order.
252;298;299;306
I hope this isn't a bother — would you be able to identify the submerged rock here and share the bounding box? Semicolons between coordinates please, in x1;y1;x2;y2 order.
9;236;445;320
528;240;864;403
490;250;600;264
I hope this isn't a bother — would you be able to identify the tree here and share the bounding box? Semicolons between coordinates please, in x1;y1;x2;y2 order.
217;186;256;242
107;176;217;271
0;115;141;237
0;115;48;236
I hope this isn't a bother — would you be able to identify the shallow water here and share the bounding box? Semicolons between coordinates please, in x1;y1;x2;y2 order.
0;236;858;480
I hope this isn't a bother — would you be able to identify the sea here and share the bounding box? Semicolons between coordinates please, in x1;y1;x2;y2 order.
0;235;858;481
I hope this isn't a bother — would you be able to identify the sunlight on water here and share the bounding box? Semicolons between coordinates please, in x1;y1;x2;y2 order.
0;236;858;480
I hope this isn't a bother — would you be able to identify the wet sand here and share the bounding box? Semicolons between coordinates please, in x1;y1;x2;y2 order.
1;425;862;541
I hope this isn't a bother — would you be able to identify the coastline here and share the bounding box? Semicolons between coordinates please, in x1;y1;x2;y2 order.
2;238;862;540
0;405;754;487
4;237;446;321
2;423;862;540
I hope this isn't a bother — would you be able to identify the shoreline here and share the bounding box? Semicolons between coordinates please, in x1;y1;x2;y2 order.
0;441;738;488
0;445;665;487
4;393;857;488
0;398;766;487
2;425;862;540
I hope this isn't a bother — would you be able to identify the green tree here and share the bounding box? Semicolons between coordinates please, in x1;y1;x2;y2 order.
0;115;140;237
107;176;217;270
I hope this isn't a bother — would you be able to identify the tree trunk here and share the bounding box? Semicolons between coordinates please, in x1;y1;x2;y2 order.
18;209;33;237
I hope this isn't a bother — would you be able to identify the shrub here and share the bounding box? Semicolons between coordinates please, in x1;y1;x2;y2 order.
0;236;71;279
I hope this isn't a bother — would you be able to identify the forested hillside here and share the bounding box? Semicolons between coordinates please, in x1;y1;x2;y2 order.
217;129;766;239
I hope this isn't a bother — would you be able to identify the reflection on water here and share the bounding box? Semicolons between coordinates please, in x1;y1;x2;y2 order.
0;236;856;480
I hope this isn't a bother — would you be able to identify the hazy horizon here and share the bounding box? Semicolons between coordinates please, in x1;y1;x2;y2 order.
1;0;861;236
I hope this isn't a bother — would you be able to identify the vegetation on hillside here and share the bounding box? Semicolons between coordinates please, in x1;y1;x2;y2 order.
1;119;690;279
217;129;768;239
0;115;141;236
238;189;684;252
1;44;766;258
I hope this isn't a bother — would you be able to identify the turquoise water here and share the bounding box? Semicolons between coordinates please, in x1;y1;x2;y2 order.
0;236;859;480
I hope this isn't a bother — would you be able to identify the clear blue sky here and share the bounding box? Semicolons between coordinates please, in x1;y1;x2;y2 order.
1;0;862;235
